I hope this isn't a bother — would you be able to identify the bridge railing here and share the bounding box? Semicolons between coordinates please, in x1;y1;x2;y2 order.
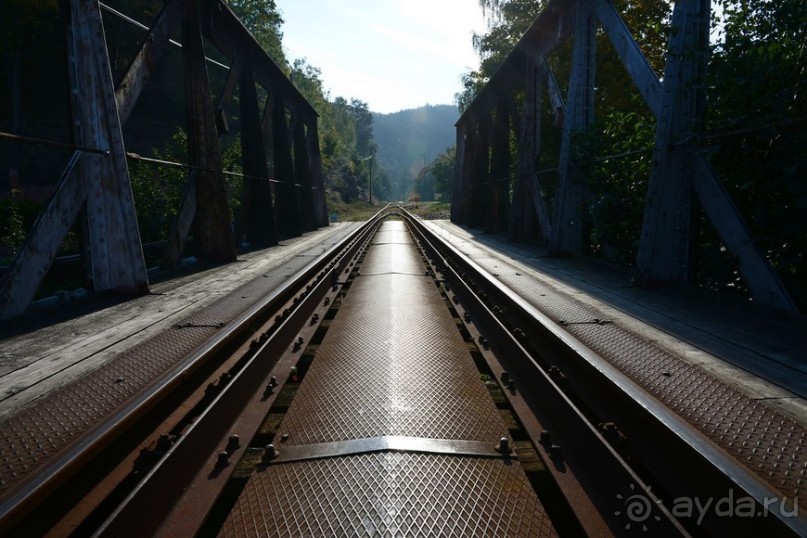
452;0;796;312
0;0;328;322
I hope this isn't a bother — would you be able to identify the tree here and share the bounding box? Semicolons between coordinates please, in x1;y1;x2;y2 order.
228;0;287;69
427;147;457;201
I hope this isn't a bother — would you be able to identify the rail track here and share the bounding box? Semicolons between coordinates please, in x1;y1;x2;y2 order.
0;206;802;536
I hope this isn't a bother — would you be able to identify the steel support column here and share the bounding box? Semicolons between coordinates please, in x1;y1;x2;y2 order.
489;100;511;233
552;0;596;254
450;121;468;224
306;119;329;228
239;64;278;246
294;117;317;233
272;94;300;238
470;116;491;229
636;0;707;284
0;0;149;321
180;0;236;263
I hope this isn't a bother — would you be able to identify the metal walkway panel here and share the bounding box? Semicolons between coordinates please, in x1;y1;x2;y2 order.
221;220;554;536
277;271;508;444
219;453;557;538
0;253;316;495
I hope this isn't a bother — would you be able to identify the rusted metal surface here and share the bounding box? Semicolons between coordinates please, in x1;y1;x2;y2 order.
220;220;556;536
221;453;557;538
92;216;384;538
490;268;806;502
419;217;804;534
0;239;346;528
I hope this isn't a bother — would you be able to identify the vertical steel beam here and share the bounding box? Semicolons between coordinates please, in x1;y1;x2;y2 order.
271;94;299;238
595;0;795;310
71;0;149;294
294;118;317;232
180;0;236;262
510;58;553;243
306;119;329;228
552;0;596;254
637;0;708;285
450;121;467;223
470;115;491;229
1;0;150;321
489;99;511;233
239;63;278;246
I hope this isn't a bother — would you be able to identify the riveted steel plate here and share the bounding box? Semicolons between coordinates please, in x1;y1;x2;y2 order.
219;453;557;538
0;255;313;495
276;272;509;445
490;269;807;501
570;322;806;500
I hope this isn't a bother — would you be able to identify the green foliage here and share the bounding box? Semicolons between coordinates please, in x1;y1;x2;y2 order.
427;147;457;201
574;109;655;266
704;0;807;305
228;0;287;69
0;189;38;260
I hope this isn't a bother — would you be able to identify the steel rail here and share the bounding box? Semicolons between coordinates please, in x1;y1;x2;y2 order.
94;209;388;537
401;208;804;537
0;211;387;533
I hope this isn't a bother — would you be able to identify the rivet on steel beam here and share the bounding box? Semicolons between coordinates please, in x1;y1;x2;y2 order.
452;295;459;304
293;337;304;351
311;313;319;325
216;452;230;467
507;378;516;391
227;435;240;451
290;366;299;382
478;336;489;349
540;431;552;445
281;433;289;442
550;444;563;461
324;297;331;306
262;444;278;461
500;371;510;384
269;376;277;387
464;312;472;323
496;437;511;454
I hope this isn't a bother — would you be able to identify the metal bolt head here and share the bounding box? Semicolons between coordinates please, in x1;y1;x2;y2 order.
500;371;510;384
550;443;563;461
262;444;278;461
216;452;229;467
540;431;552;445
227;435;240;451
496;437;511;453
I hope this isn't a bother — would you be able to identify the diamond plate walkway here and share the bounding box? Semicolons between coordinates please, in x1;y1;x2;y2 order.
0;223;360;500
424;220;806;508
219;220;558;537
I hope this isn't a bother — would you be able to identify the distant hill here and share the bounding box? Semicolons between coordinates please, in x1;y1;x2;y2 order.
373;104;458;200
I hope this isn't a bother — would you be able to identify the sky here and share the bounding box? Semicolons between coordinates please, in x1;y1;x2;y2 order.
276;0;488;114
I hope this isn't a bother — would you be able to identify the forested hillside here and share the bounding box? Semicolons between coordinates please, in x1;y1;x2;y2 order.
372;105;458;201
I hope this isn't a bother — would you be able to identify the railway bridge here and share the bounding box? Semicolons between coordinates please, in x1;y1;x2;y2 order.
0;1;804;536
